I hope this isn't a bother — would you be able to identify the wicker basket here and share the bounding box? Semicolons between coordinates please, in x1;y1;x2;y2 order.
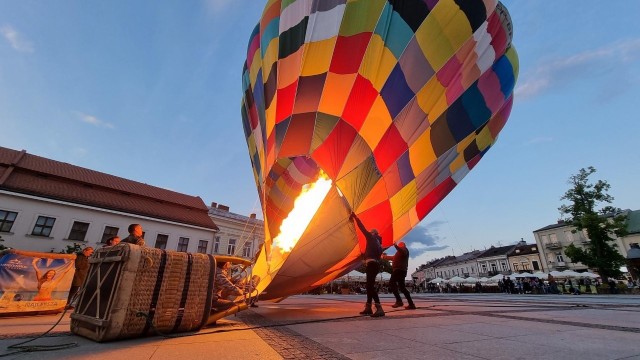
70;243;216;342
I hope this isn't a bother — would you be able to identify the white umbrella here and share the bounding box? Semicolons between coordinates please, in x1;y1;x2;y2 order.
549;270;565;278
479;277;489;283
561;270;582;278
429;277;444;284
514;272;534;278
448;276;465;283
464;276;479;284
532;271;548;279
579;271;600;278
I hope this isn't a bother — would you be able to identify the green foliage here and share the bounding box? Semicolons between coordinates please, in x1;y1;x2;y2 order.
355;258;393;274
559;167;628;279
61;243;83;254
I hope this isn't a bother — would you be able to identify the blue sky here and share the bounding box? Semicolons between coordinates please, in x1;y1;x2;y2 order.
1;1;639;274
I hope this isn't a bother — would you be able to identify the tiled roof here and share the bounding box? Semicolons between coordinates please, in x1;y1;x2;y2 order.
477;245;516;259
626;210;640;234
508;243;539;256
0;146;217;230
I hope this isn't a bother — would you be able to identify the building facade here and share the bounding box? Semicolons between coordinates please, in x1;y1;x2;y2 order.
0;146;218;254
475;245;515;277
533;210;640;273
506;240;542;273
207;203;264;260
434;250;482;279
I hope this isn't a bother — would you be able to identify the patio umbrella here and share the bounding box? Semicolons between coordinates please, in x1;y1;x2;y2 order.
532;271;548;279
429;277;444;284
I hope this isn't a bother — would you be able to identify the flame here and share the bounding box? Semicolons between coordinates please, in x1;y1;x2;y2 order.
272;171;332;253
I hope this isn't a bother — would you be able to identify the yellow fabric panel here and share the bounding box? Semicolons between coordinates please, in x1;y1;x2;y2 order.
390;181;417;221
247;135;257;156
392;212;412;244
359;95;392;150
337;135;372;179
318;73;357;117
475;125;493;151
359;35;397;91
506;47;520;80
301;37;337;77
408;207;420;229
442;10;473;56
416;78;445;119
416;0;471;71
409;128;437;175
428;94;450;124
265;92;277;138
262;40;280;82
449;149;467;174
277;47;304;89
249;47;263;89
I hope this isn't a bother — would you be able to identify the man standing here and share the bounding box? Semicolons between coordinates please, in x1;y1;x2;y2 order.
122;224;146;246
66;246;94;309
350;212;384;317
382;242;416;310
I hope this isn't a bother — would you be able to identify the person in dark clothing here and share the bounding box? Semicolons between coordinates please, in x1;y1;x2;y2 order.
66;247;94;309
350;212;384;317
122;224;145;246
382;242;416;310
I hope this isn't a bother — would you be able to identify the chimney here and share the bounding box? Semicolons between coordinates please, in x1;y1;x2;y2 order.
218;204;230;212
557;219;565;224
250;213;256;219
211;202;218;208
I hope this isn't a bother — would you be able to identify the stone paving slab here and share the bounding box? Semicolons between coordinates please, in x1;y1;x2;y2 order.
1;294;640;359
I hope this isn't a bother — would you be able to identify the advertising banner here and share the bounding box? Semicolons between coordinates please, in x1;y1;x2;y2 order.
0;250;76;315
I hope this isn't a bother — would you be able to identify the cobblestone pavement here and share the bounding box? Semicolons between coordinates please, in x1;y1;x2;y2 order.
238;311;350;360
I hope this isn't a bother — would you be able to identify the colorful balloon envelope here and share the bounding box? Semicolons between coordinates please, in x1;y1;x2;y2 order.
241;0;519;300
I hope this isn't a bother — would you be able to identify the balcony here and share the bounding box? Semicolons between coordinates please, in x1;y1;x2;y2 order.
550;261;568;270
545;242;562;250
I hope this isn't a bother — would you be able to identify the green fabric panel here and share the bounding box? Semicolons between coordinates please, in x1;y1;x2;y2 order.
339;0;386;36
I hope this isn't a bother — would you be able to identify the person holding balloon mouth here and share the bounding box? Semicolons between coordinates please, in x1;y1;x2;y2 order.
350;212;385;318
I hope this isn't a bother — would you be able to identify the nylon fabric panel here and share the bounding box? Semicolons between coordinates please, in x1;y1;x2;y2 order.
335;155;380;212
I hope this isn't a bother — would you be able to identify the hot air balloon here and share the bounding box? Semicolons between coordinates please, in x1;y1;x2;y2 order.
241;0;518;300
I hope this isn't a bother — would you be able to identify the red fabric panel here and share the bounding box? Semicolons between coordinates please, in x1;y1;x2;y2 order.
358;200;394;248
276;79;298;124
416;177;456;220
488;97;512;137
329;33;372;75
311;120;357;180
278;113;316;157
373;125;408;174
341;75;378;130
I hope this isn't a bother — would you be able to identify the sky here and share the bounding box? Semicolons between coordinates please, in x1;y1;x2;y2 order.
1;1;639;276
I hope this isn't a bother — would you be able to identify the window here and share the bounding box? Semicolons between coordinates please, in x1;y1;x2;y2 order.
540;235;548;243
32;216;55;237
155;234;168;250
213;236;220;253
501;262;508;271
556;253;564;263
68;221;90;241
0;210;18;232
101;226;119;243
198;240;208;254
227;239;236;255
513;263;519;271
490;263;497;272
481;264;487;272
532;261;540;270
177;237;189;252
242;242;252;257
549;233;558;242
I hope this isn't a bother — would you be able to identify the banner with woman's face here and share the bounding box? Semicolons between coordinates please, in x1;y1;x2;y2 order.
0;250;76;314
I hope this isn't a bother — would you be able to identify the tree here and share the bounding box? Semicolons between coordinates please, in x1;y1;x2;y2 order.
559;167;627;280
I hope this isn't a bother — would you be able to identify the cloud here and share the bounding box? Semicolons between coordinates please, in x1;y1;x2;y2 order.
401;221;450;258
203;0;234;16
75;112;115;129
515;38;640;100
524;136;553;146
0;25;34;53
